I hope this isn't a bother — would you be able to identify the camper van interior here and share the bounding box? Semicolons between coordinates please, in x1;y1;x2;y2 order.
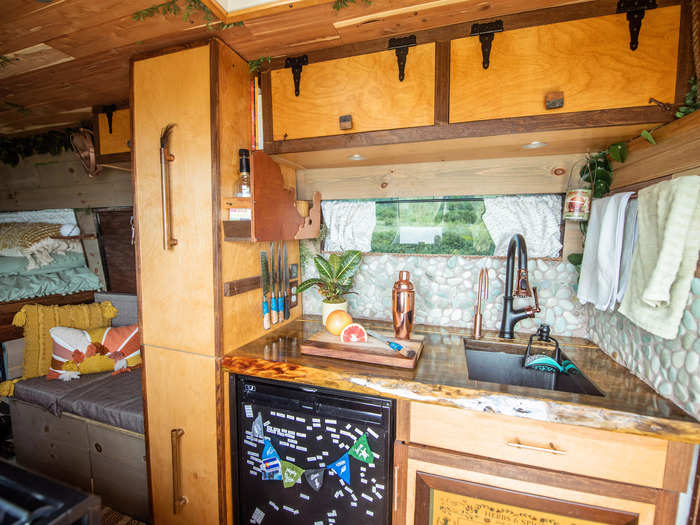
1;0;700;524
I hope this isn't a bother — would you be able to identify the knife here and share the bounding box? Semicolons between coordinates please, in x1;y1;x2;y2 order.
366;329;416;359
283;241;290;320
260;251;270;330
277;241;284;321
270;242;278;324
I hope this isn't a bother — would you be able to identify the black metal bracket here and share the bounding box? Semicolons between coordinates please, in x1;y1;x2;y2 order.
102;104;117;134
470;20;503;69
284;55;308;96
616;0;657;51
388;35;417;81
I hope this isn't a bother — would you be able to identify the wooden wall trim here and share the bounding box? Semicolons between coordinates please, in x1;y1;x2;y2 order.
97;152;132;164
434;41;450;125
663;441;696;492
675;0;694;104
261;71;273;149
267;106;672;154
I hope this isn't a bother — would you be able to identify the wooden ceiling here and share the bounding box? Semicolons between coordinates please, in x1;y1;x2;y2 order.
0;0;596;135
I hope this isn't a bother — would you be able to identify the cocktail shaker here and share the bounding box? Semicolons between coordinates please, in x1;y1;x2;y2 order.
392;271;415;340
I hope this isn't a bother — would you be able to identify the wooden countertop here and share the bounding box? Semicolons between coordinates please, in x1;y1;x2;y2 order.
222;316;700;444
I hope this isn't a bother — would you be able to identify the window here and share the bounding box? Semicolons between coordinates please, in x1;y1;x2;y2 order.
372;198;495;255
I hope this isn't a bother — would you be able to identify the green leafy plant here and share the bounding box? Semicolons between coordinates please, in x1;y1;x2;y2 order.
0;55;19;69
333;0;371;10
297;250;362;303
248;56;271;73
675;76;698;119
133;0;239;29
640;129;656;144
0;128;78;167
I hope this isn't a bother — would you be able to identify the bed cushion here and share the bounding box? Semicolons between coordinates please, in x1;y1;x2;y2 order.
13;369;144;434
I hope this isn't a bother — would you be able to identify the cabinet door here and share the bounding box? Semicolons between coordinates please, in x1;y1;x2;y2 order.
97;108;131;156
143;345;221;525
450;6;680;123
133;44;216;354
395;443;672;525
271;43;435;140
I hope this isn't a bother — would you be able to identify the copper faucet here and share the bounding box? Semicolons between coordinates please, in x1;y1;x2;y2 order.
498;234;540;339
472;268;489;339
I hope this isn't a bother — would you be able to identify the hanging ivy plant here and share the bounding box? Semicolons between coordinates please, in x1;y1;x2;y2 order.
0;128;78;167
248;56;271;73
333;0;371;10
675;76;698;119
133;0;243;29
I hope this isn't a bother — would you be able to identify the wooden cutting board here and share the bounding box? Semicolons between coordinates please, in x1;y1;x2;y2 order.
300;330;424;369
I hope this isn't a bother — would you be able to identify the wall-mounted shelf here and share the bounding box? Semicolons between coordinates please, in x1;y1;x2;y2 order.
223;151;321;242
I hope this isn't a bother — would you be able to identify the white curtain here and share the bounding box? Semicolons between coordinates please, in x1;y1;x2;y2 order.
321;201;376;252
482;195;563;258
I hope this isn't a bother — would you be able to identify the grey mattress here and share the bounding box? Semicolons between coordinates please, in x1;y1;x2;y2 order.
14;369;144;434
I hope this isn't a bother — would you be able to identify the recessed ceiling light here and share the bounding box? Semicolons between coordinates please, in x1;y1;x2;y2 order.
348;154;365;161
522;141;547;149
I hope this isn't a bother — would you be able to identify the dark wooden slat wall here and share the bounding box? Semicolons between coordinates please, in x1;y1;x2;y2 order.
96;208;138;295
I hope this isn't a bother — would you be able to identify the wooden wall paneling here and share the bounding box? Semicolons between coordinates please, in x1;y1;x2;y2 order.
274;123;658;168
96;208;137;295
449;6;681;124
142;346;220;525
296;154;581;200
132;44;216;355
97;109;131;155
0;151;133;211
610;110;700;188
270;43;436;140
662;441;696;492
393;441;409;525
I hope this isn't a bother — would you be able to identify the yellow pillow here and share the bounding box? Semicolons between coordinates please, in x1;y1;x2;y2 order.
0;301;118;395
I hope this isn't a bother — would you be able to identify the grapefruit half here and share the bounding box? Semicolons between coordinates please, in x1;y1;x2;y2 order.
340;323;368;343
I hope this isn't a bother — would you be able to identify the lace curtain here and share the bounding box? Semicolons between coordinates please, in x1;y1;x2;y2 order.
321;200;376;252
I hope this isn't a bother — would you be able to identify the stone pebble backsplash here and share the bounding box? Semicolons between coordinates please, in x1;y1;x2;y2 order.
300;241;588;338
587;278;700;420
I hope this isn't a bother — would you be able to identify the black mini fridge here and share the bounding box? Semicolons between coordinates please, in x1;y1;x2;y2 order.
231;375;394;525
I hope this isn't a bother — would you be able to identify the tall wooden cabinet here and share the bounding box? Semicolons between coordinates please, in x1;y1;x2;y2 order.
132;39;302;524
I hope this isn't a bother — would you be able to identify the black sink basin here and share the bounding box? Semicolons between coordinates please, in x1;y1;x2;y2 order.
464;344;604;397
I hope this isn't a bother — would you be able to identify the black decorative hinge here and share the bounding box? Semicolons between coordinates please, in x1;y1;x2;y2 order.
388;35;417;81
616;0;657;50
102;104;117;134
470;21;504;69
285;55;308;96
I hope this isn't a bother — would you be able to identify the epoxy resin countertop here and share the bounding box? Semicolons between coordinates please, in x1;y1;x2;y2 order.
223;316;700;443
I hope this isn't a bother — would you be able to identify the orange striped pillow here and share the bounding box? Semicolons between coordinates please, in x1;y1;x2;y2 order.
47;325;141;381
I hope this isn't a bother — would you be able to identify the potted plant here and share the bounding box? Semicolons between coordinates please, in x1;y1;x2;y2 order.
297;250;362;324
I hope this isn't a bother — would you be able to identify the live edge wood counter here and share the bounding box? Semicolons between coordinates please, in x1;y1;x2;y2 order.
223;316;700;445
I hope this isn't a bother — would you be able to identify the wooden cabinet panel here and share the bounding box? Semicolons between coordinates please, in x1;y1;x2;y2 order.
271;43;435;140
409;402;669;488
143;345;220;525
133;45;216;355
450;6;680;123
97;108;131;155
397;443;662;525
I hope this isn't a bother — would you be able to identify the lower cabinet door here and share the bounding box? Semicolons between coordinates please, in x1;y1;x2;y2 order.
143;345;221;525
395;443;675;525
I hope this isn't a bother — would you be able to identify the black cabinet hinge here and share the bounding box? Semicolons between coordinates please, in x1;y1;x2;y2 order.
285;55;308;96
616;0;657;50
102;104;117;134
388;35;417;81
470;20;503;70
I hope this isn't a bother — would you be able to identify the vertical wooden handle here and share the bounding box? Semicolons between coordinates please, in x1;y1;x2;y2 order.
160;145;178;250
171;428;187;514
393;465;400;512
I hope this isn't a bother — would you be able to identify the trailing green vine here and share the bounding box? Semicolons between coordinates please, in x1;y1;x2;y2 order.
0;55;18;69
0;128;78;167
675;76;698;119
333;0;371;10
132;0;243;29
248;56;271;73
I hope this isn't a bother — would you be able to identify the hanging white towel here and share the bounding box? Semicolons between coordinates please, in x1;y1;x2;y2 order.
619;176;700;339
616;198;638;303
321;201;376;252
482;195;563;258
577;192;633;310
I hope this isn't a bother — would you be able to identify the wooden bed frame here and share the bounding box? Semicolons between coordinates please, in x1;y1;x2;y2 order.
0;291;95;344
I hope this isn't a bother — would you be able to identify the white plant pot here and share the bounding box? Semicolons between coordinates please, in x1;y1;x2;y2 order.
322;300;348;325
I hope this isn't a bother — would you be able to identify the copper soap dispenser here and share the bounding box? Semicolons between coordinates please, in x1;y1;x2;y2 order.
392;271;415;340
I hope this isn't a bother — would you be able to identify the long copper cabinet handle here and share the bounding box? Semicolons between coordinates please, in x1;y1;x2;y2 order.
160;123;178;250
171;428;188;514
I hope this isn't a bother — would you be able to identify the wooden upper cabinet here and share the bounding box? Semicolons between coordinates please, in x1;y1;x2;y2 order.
271;43;436;140
450;6;681;123
96;108;131;156
133;44;216;355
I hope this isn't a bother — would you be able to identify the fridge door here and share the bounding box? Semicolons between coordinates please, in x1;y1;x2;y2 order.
233;376;394;525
